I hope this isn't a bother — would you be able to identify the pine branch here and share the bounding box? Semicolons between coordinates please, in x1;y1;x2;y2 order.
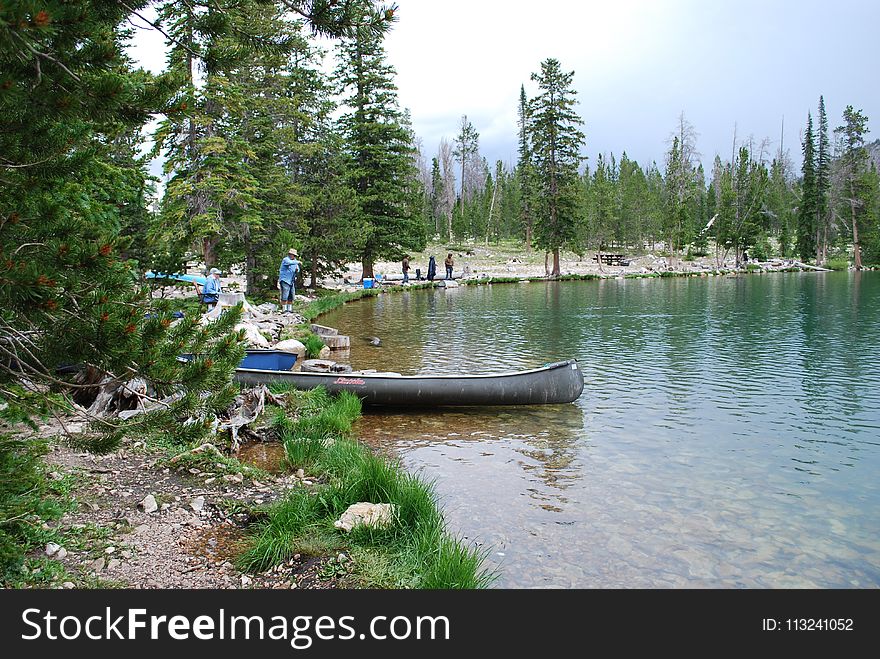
120;0;203;60
9;30;81;83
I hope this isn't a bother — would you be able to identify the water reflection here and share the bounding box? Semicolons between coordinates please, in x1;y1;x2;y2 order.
357;403;585;509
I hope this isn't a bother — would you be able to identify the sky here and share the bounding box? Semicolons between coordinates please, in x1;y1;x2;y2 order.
129;0;880;177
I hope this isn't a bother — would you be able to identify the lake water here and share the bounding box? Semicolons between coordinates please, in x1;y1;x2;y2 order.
319;272;880;588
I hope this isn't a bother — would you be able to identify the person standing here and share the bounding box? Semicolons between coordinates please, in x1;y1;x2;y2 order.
201;267;222;311
278;248;300;314
427;255;437;281
402;255;410;283
444;252;454;280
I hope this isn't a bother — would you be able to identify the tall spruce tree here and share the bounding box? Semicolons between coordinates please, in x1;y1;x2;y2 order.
528;58;586;276
768;155;795;257
835;106;871;270
797;112;818;261
452;115;481;239
816;96;831;264
430;157;445;235
335;24;425;279
516;85;537;251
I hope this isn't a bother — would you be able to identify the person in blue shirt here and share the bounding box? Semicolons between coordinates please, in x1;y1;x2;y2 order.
201;268;222;311
278;248;300;313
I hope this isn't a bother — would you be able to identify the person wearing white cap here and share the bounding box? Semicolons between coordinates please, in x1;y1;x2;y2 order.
202;267;222;311
278;248;300;313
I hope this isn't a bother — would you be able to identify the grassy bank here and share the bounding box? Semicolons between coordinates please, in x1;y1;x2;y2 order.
237;387;493;589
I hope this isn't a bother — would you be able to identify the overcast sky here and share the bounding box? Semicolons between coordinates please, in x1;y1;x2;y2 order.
129;0;880;176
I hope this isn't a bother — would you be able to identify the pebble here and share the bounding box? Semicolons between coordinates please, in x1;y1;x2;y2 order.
46;542;61;557
62;582;75;589
139;494;158;514
191;496;205;513
56;548;68;560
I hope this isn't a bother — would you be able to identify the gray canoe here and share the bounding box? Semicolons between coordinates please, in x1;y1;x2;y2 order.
234;359;585;407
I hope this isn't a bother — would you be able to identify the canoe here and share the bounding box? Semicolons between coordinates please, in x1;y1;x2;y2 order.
145;271;208;286
234;352;584;407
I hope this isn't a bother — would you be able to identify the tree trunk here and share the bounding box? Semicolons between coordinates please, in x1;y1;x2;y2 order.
245;249;257;295
852;201;863;270
552;247;560;276
309;248;318;288
202;236;218;268
361;258;374;281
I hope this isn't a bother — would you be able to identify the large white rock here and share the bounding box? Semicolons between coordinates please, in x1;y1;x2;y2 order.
235;322;271;348
333;502;396;532
309;323;338;336
273;339;306;360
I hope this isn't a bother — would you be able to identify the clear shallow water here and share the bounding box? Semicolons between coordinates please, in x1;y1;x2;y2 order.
320;273;880;587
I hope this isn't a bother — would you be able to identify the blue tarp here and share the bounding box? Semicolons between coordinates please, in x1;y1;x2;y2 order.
145;271;207;286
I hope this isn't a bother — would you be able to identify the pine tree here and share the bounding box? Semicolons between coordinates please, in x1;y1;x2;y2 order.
768;156;795;257
516;85;537;252
0;0;247;576
430;157;445;235
590;154;616;261
861;166;880;265
335;25;425;279
452;115;481;241
528;58;586;276
834;106;871;269
816;96;831;264
797;113;818;261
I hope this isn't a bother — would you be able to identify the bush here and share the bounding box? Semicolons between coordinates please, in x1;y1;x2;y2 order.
301;333;325;359
0;435;64;583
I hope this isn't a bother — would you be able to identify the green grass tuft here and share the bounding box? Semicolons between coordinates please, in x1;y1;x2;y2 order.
237;389;493;588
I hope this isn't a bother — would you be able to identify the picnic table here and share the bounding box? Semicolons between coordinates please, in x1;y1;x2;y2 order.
592;253;630;266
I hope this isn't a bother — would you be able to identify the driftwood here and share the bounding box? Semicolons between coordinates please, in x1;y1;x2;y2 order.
218;384;286;450
71;364;284;450
73;367;155;418
792;261;833;272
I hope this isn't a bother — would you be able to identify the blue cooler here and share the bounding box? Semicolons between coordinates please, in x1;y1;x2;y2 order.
363;278;374;289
